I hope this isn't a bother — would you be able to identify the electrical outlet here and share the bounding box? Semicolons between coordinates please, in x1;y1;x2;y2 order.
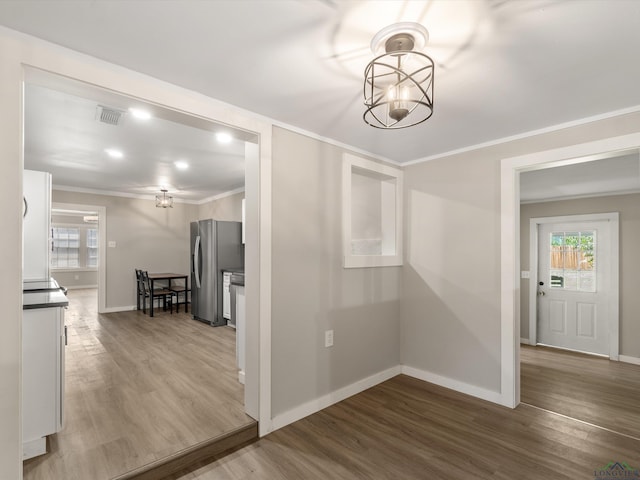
325;330;334;348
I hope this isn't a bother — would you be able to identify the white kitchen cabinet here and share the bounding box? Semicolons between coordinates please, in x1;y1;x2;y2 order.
22;305;65;459
23;170;52;281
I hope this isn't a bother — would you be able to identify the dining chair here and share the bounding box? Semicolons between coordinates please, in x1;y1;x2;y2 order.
135;269;144;311
170;280;189;313
140;270;173;314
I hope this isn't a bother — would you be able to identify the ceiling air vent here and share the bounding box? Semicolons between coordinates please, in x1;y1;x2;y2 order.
96;105;125;126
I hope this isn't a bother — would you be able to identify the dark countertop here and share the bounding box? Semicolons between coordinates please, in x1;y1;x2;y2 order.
223;268;244;274
23;289;68;310
23;278;60;292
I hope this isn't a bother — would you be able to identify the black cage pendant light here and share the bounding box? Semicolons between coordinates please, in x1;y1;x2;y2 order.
156;189;173;208
364;22;434;129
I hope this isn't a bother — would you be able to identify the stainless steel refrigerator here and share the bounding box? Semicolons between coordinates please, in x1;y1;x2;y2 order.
190;220;244;326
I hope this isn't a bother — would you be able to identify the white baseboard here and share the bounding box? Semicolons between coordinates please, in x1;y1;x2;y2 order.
100;305;137;313
401;365;503;405
270;365;401;432
520;337;530;345
64;284;98;290
619;354;640;366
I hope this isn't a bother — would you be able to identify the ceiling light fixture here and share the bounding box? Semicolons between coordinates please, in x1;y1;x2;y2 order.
129;108;152;120
364;22;434;129
216;132;233;144
155;189;173;208
105;148;124;159
174;160;189;170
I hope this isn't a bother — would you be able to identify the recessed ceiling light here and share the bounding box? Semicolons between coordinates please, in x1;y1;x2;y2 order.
129;108;151;120
105;148;124;159
216;132;233;144
174;161;189;170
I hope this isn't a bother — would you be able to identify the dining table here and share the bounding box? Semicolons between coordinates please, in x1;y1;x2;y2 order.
147;272;189;317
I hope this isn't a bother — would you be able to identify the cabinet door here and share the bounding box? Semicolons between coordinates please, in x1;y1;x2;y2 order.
23;170;52;281
22;308;59;442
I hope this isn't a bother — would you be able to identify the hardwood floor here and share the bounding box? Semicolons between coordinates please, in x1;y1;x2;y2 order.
23;288;255;480
521;344;640;439
166;374;640;479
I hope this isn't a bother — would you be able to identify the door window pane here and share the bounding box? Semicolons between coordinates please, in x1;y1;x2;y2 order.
549;230;596;292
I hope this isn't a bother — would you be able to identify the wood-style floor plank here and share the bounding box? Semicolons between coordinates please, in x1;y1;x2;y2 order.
23;289;254;480
521;344;640;439
168;374;640;480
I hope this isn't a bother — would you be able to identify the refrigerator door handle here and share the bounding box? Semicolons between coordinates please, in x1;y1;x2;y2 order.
194;235;202;289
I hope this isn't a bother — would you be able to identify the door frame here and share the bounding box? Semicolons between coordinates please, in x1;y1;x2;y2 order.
10;37;272;455
51;202;107;313
500;131;640;408
528;213;619;359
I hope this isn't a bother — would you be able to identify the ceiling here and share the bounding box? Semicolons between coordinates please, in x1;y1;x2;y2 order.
2;0;640;200
520;150;640;203
24;78;253;202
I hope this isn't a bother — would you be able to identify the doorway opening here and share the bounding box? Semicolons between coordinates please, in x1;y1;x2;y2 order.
527;213;619;359
21;67;268;479
501;133;640;440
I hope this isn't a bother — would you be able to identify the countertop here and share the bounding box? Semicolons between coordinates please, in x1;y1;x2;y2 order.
23;289;68;310
23;278;60;292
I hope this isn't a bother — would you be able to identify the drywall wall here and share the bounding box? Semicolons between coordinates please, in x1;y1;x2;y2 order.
402;110;640;396
52;190;197;309
198;191;244;221
0;29;25;480
270;127;401;417
520;193;640;357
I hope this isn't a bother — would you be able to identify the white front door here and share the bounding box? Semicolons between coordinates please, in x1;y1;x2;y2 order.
537;220;611;355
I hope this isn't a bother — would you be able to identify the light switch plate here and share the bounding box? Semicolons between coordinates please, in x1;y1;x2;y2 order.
325;330;334;348
108;241;117;248
521;271;530;279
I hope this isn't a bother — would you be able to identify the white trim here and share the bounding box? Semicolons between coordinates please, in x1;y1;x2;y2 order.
401;366;504;405
500;157;519;408
520;188;640;205
11;28;273;453
256;136;272;437
271;366;401;432
520;338;529;344
53;184;245;205
405;104;640;167
501;132;640;412
101;305;137;313
52;202;106;314
63;285;98;290
528;213;619;359
619;355;640;366
342;153;403;268
197;187;245;205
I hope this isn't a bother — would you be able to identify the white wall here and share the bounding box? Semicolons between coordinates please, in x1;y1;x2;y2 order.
198;191;244;221
402;110;640;400
53;190;196;309
270;127;401;419
0;29;26;479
